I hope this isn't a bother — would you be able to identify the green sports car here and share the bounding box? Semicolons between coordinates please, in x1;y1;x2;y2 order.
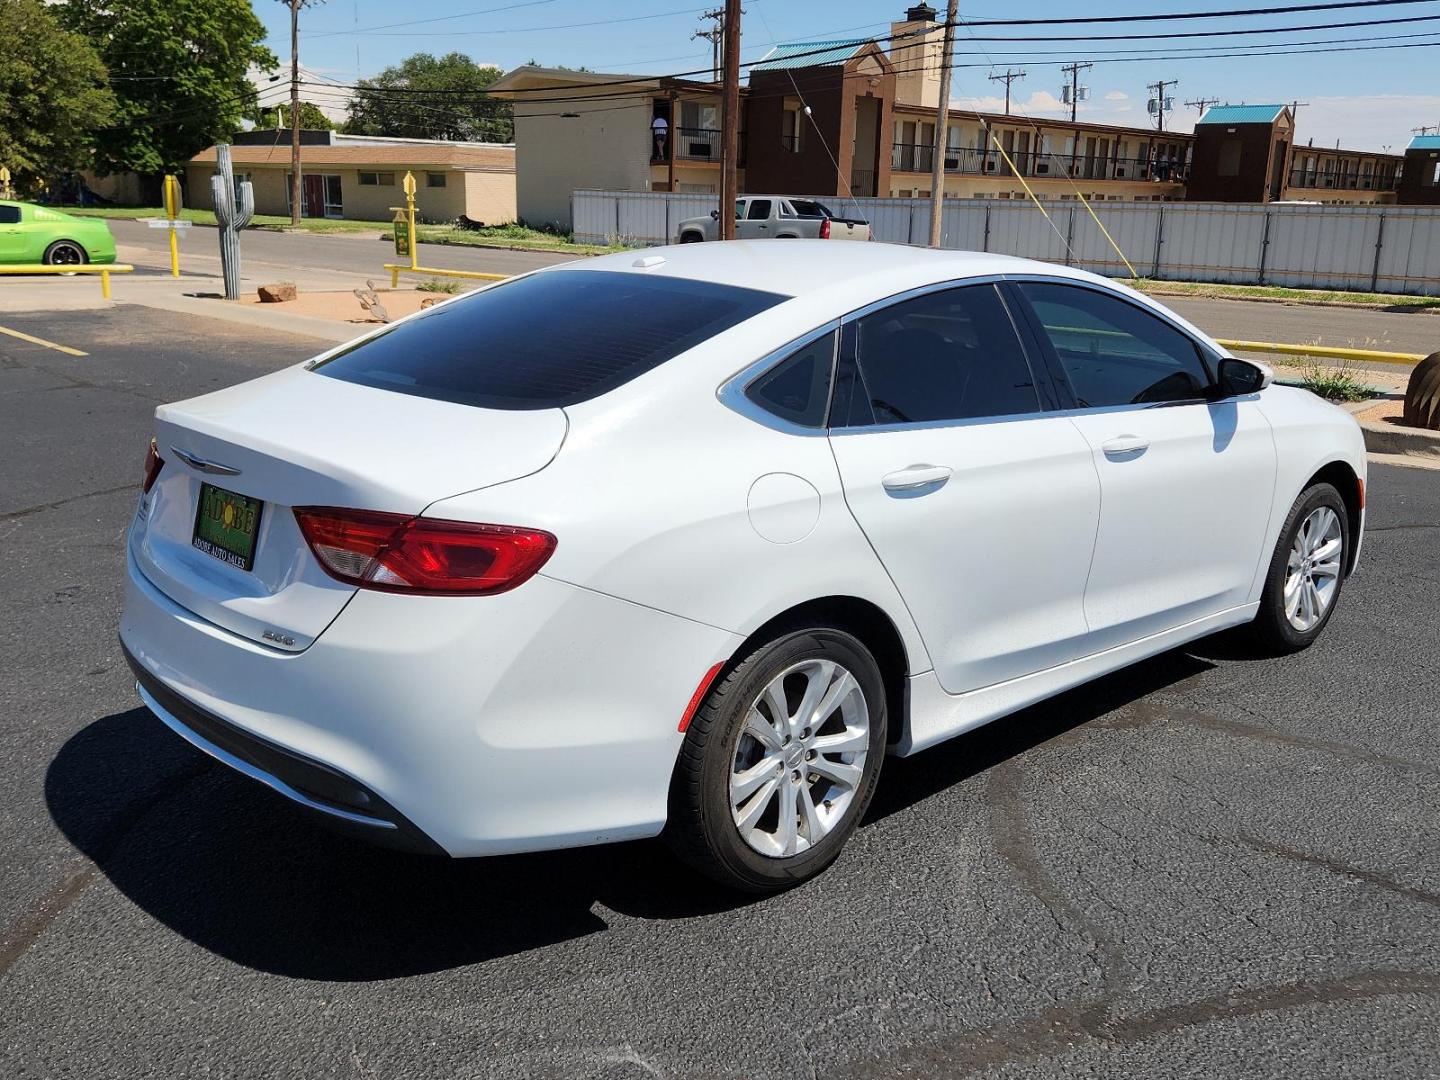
0;200;117;266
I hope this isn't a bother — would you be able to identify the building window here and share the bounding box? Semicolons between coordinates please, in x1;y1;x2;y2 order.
426;172;447;188
1217;140;1243;177
781;107;804;153
359;171;395;186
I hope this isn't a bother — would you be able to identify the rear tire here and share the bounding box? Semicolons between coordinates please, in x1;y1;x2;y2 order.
666;626;887;893
43;240;87;274
1251;482;1350;654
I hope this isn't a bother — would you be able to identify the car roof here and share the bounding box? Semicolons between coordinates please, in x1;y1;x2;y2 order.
559;240;1102;305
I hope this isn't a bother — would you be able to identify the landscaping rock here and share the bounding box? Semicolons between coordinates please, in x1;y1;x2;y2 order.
257;282;297;303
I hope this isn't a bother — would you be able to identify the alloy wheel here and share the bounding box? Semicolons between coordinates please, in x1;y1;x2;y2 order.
728;658;869;858
47;242;84;266
1284;506;1343;631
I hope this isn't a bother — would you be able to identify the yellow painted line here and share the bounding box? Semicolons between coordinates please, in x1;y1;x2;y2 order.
1215;339;1425;366
0;325;87;357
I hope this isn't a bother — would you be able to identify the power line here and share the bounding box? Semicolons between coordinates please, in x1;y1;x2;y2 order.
955;0;1436;25
1185;97;1221;115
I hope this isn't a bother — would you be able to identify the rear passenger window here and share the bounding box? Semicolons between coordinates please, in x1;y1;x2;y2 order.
842;284;1039;427
745;330;836;428
747;200;772;220
0;206;19;224
1018;282;1213;408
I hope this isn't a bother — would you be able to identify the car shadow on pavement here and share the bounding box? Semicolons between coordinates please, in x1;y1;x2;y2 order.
48;644;1226;982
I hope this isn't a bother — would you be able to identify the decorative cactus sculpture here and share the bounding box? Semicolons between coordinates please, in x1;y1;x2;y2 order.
210;144;254;300
1402;351;1440;431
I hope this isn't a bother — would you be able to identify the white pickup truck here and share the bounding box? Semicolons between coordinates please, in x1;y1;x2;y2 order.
676;196;871;243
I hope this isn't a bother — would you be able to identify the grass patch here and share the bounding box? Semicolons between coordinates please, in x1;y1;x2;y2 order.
416;277;461;294
1132;277;1440;309
1294;359;1374;402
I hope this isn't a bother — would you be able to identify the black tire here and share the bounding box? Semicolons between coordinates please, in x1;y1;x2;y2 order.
1251;481;1350;654
666;626;887;893
43;240;87;268
678;232;703;243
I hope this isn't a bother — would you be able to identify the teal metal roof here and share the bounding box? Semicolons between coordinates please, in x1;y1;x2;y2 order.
1409;135;1440;150
1196;104;1287;126
750;40;868;71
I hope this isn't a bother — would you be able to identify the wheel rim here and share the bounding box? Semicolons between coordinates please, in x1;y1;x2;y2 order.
49;243;83;266
1284;506;1343;632
729;658;869;859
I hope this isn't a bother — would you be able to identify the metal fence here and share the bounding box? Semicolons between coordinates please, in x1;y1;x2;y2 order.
571;189;1440;296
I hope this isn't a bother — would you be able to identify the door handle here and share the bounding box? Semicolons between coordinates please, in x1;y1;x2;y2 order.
1101;435;1149;456
882;464;952;491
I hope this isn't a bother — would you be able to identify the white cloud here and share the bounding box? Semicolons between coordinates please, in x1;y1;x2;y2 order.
1105;91;1128;102
1291;94;1440;154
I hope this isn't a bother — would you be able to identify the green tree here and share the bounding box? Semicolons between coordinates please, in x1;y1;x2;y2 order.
0;0;115;184
256;100;334;131
344;53;513;143
62;0;275;176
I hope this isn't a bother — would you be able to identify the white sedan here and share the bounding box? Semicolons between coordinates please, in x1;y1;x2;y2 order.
120;242;1366;892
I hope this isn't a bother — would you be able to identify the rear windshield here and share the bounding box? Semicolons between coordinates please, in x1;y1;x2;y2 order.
314;269;787;409
789;200;833;218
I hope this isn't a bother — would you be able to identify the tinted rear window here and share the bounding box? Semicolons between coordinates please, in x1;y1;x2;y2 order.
314;270;786;409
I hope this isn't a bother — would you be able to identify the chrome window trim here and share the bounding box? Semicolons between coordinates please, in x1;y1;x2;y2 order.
829;405;1063;438
716;320;841;437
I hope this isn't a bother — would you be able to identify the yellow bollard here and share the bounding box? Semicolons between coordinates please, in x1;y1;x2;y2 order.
163;175;183;278
101;269;111;299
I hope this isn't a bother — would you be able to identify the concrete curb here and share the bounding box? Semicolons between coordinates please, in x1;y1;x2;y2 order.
119;294;360;344
1358;419;1440;460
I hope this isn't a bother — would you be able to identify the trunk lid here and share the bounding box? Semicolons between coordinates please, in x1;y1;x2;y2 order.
133;367;567;650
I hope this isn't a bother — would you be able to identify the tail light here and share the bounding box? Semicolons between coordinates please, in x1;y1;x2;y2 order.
819;217;831;239
293;507;556;596
141;437;164;494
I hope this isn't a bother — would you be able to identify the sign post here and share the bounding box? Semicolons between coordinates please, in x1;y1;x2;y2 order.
403;171;418;270
163;175;182;277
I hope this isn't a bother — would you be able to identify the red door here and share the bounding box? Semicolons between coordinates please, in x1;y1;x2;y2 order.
303;174;325;218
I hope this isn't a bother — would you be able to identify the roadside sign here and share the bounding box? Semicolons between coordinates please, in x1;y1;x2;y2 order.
161;175;184;277
145;219;192;229
392;208;411;258
402;171;416;198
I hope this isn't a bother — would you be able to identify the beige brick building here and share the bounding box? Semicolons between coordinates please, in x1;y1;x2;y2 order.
185;137;517;225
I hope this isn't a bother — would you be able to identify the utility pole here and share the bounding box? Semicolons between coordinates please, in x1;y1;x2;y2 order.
280;0;325;228
1185;97;1219;118
928;0;959;247
693;8;725;82
719;0;741;240
1287;99;1309;127
1413;124;1440;136
988;68;1026;116
1148;79;1177;132
1061;61;1091;124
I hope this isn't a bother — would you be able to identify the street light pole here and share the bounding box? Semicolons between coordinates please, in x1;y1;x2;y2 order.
289;0;302;227
927;0;959;248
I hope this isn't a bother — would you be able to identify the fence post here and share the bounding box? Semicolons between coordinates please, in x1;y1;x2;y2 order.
983;203;991;252
1151;203;1166;279
1064;206;1076;266
1371;210;1387;293
1257;211;1273;286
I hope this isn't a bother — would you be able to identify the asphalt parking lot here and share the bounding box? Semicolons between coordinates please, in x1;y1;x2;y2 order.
2;305;1438;1079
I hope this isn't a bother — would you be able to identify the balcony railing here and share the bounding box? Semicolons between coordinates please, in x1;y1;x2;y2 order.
651;127;745;166
890;143;1187;183
850;169;877;197
1287;168;1394;191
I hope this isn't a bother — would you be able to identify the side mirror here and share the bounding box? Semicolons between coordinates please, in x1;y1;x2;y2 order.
1217;357;1272;397
710;209;719;220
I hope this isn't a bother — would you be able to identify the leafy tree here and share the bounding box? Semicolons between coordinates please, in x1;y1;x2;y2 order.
256;100;335;131
0;0;115;184
344;53;513;143
62;0;275;176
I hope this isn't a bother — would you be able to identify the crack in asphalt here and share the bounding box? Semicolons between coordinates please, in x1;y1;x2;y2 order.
1235;834;1440;910
0;483;140;523
0;758;212;978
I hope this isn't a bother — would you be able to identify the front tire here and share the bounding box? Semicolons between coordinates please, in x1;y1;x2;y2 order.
1251;482;1350;653
666;627;887;893
678;232;703;243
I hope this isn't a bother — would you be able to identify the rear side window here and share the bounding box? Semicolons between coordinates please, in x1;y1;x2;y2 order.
0;206;19;224
842;284;1039;427
315;270;786;409
1017;282;1213;408
744;329;836;428
747;199;772;220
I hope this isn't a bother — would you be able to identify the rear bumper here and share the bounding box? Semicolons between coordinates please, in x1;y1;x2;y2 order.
120;536;740;857
123;642;445;854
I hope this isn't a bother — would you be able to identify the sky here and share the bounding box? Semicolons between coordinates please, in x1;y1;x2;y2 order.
251;0;1440;153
